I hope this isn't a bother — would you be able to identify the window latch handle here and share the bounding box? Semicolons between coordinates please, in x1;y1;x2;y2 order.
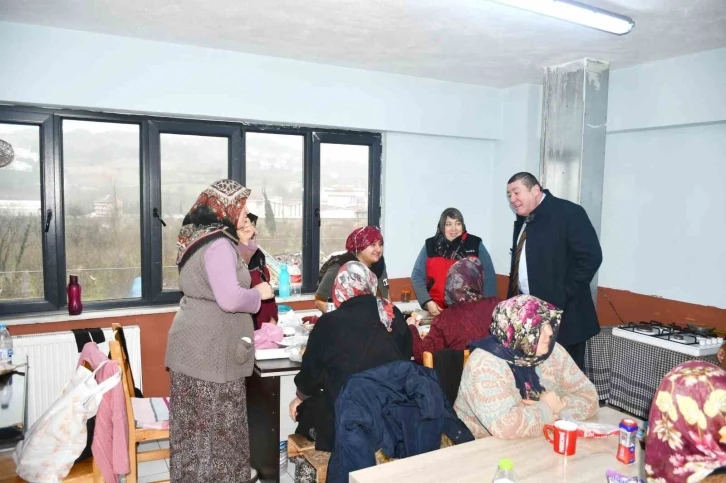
153;208;167;227
44;209;52;233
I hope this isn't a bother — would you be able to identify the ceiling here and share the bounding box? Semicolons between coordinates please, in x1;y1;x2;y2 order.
1;0;725;87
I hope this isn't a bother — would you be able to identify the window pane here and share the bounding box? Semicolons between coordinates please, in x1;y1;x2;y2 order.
161;134;228;291
0;124;43;301
63;120;140;301
320;144;369;266
245;133;303;288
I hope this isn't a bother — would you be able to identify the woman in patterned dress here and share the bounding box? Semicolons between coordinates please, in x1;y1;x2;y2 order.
454;294;598;439
165;179;274;482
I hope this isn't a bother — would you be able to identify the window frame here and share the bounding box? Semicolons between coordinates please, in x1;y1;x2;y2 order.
0;104;382;315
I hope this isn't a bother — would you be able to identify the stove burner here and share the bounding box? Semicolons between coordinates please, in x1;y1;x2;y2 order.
634;327;660;336
687;323;716;337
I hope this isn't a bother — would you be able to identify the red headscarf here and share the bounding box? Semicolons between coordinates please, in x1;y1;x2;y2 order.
176;179;250;266
345;226;383;254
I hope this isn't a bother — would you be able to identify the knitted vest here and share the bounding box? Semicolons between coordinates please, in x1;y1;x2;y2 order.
165;238;255;383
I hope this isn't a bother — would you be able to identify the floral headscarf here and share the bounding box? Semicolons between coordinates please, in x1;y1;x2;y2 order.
176;179;251;266
645;361;726;483
469;295;562;401
332;261;394;331
444;257;486;306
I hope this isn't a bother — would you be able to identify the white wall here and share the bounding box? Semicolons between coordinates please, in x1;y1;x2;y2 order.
382;132;496;278
599;48;726;309
0;22;501;140
490;84;542;275
607;48;726;133
600;123;725;308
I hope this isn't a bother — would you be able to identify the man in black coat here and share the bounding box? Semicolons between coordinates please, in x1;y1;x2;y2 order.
505;172;603;370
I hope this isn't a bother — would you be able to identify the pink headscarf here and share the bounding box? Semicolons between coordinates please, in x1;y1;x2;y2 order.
332;261;394;331
645;360;726;482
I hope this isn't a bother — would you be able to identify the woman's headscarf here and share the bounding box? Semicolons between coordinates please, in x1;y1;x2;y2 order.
432;207;470;260
469;295;562;401
645;361;726;483
176;179;251;266
345;226;383;254
444;257;486;306
332;261;394;332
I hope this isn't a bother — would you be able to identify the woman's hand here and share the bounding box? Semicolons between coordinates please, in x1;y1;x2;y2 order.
538;391;566;416
289;397;302;422
406;316;419;327
255;282;275;300
718;346;725;365
424;301;442;317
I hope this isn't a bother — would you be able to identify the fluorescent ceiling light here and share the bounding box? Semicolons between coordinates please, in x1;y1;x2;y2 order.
490;0;635;35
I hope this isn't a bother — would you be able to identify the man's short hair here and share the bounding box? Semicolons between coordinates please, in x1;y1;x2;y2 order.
507;172;541;190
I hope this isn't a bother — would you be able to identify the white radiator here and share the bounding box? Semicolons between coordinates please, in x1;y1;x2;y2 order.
11;326;142;428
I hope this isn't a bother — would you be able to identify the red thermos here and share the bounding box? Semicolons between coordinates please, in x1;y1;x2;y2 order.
67;275;83;316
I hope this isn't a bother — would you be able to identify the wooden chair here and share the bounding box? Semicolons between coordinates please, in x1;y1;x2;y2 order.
108;340;169;483
0;455;98;483
422;349;470;369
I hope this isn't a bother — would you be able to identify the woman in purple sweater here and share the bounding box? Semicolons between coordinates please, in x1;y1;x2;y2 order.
165;180;274;482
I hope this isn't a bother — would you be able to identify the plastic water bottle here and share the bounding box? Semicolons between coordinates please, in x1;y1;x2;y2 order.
0;377;11;409
493;458;517;482
0;323;13;364
289;263;302;296
278;264;290;298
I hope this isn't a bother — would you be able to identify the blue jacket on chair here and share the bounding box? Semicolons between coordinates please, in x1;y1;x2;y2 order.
327;361;474;483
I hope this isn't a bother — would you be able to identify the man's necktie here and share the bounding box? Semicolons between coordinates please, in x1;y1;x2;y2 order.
508;225;527;296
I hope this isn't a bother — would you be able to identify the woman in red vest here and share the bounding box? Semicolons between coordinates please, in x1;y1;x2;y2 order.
411;207;497;316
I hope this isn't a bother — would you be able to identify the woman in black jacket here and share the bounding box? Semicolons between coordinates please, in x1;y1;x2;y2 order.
289;261;412;451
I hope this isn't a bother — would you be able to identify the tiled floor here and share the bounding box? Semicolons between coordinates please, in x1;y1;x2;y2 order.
137;439;170;483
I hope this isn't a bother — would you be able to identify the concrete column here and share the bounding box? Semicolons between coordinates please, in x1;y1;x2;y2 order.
540;58;609;301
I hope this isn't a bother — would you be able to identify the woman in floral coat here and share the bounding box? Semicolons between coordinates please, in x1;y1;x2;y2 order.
645;360;726;482
454;295;598;439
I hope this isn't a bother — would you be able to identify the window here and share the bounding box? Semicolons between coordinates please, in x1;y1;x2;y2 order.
0;123;43;301
319;143;370;265
245;132;304;287
63;120;141;301
160;133;228;291
0;106;381;315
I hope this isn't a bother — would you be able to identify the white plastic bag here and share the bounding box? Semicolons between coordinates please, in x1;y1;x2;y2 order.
13;360;121;482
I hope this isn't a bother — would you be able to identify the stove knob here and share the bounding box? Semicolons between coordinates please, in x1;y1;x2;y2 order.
699;339;707;346
718;338;724;345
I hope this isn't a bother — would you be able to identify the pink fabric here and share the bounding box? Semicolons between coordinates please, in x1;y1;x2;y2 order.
254;323;284;349
77;342;129;482
130;397;170;430
204;238;262;313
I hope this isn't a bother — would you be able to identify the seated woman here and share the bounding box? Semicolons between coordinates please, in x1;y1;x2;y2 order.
645;360;726;483
237;212;278;329
314;226;389;313
290;261;412;451
454;295;598;439
407;257;500;364
411;208;496;317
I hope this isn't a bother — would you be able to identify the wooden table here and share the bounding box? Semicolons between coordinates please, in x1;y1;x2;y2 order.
349;407;644;483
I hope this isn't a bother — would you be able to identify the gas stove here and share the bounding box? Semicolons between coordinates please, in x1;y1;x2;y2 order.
612;321;724;357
